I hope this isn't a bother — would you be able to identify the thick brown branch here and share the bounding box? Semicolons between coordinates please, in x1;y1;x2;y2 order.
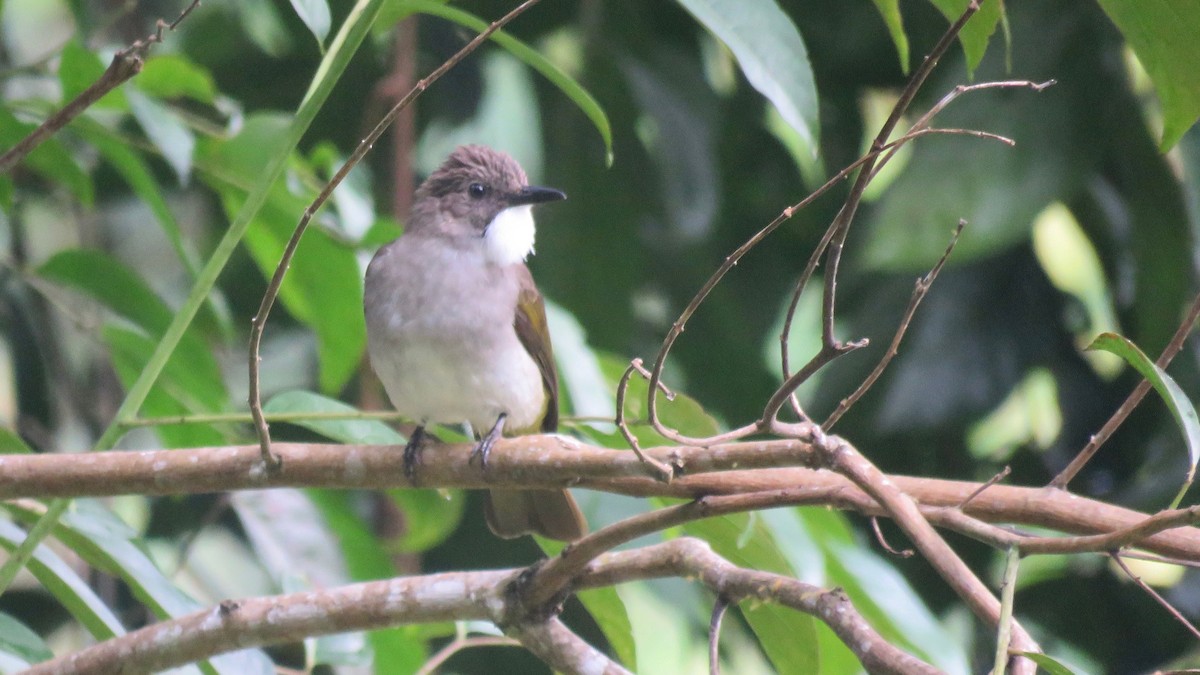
24;538;934;675
579;538;943;675
24;569;510;675
7;439;1200;561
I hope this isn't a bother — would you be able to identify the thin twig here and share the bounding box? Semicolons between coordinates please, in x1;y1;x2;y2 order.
822;220;965;429
414;635;520;675
246;0;544;468
634;149;884;446
872;517;915;557
614;359;675;480
957;466;1012;510
1111;552;1200;642
992;546;1021;675
1051;290;1200;489
709;596;729;675
0;0;202;174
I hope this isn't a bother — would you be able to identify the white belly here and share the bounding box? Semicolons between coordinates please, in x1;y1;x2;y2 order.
370;332;546;432
364;237;548;433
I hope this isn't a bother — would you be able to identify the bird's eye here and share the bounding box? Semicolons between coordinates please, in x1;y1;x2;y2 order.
468;183;488;199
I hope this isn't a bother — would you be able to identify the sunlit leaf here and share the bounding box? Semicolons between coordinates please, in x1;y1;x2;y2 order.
680;512;819;675
199;115;366;394
674;0;819;149
288;0;332;48
127;88;196;185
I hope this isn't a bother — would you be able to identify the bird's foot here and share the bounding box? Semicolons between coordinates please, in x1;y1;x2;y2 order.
403;425;429;483
470;413;507;471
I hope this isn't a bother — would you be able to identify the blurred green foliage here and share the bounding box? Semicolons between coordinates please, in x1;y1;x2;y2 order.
0;0;1198;672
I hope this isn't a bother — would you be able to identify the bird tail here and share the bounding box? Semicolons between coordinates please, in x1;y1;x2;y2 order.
484;489;587;542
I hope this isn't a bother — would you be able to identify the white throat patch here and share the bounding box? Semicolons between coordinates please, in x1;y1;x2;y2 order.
483;204;536;265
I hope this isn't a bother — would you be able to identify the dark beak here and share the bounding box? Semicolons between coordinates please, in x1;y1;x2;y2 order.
508;185;567;206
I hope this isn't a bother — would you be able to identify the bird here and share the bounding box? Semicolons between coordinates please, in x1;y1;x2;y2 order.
364;144;587;542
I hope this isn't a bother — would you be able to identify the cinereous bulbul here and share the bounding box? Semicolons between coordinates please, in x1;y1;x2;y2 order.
364;144;587;541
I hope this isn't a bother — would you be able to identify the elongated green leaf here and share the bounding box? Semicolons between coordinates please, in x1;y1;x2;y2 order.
1087;332;1200;507
265;390;403;445
869;0;910;73
104;326;227;448
0;612;49;671
289;0;332;48
1094;0;1200;149
3;500;274;674
0;520;125;642
407;0;613;165
673;0;818;149
37;250;228;416
198;115;366;394
681;513;819;675
926;0;1004;72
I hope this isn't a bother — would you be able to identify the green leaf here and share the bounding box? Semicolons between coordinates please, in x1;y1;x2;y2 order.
1094;0;1200;149
926;0;1004;72
0;520;125;642
869;0;910;73
58;40;127;109
305;489;431;673
264;391;468;553
1014;651;1078;675
199;115;367;395
0;108;94;206
576;587;638;670
673;0;819;149
104;326;227;447
37;249;227;414
137;54;217;104
3;500;276;674
288;0;332;48
0;427;32;454
0;612;50;670
264;390;403;444
67;116;234;340
408;0;613;165
127;88;196;185
680;512;820;675
1087;332;1200;507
